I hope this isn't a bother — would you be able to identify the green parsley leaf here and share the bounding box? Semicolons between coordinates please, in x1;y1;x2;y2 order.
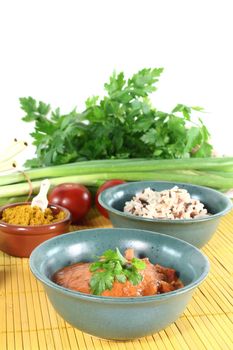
21;68;213;167
102;248;126;264
89;262;102;272
89;271;114;295
115;274;127;283
89;248;146;295
128;270;143;286
131;258;147;270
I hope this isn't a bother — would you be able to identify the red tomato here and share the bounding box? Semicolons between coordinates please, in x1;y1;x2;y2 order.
95;179;126;218
48;183;91;224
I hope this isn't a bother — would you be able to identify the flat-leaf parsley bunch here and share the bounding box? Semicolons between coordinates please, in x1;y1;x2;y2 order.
20;68;212;168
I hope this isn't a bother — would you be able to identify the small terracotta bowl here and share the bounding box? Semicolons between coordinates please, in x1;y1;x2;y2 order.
0;202;71;258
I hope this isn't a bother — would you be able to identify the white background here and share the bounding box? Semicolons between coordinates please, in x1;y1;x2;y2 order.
0;0;232;165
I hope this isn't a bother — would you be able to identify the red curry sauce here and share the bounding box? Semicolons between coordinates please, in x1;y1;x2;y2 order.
52;249;184;297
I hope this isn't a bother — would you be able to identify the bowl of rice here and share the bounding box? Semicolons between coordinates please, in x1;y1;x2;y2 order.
99;181;232;248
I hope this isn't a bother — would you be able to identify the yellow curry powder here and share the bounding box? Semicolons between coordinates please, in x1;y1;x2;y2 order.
1;205;66;226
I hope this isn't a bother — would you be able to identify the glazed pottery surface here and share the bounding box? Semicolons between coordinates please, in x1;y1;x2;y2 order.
0;202;71;257
99;181;232;248
30;228;209;340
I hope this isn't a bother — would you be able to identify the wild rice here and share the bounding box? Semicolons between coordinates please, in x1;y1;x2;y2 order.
123;186;208;220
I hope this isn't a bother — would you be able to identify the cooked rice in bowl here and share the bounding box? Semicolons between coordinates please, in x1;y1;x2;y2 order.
124;186;208;220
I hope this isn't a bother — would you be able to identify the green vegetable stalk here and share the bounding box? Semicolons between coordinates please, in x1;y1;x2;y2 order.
1;157;233;186
0;158;232;203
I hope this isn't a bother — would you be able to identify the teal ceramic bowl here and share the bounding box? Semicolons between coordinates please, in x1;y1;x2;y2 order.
99;181;232;248
30;228;209;340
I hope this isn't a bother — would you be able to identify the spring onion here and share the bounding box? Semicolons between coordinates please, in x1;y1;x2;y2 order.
0;157;232;203
1;157;233;186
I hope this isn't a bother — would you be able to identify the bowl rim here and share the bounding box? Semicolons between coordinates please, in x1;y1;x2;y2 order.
0;201;71;230
29;227;210;304
99;181;233;224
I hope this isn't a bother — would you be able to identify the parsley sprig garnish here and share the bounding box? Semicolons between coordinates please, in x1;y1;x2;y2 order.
89;248;146;295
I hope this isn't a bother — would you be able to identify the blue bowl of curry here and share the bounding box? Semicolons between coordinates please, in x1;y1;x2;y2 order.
30;228;209;340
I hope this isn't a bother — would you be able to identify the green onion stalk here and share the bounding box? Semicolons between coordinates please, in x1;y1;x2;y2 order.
0;157;232;205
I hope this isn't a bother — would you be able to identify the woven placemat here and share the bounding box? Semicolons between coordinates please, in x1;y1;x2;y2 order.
0;209;233;350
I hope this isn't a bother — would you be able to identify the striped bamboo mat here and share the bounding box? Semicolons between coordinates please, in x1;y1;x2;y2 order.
0;209;233;350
